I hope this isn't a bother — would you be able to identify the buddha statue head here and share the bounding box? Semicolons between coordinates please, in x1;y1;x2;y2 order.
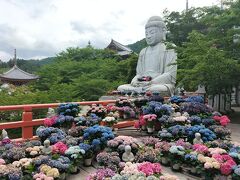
145;16;167;46
42;139;52;155
193;132;203;144
122;145;134;162
1;129;9;140
47;108;55;118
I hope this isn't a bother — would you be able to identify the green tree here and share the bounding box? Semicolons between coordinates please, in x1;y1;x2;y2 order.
177;31;240;97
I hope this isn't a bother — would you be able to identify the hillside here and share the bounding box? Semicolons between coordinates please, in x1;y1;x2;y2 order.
0;57;56;74
0;47;138;108
127;38;147;54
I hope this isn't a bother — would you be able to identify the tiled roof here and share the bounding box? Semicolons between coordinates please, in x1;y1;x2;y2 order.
0;65;39;80
106;39;133;53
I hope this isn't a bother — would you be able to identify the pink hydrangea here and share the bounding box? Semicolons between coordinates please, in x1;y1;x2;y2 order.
44;116;58;127
0;159;5;165
137;162;161;176
213;115;230;126
33;172;53;180
134;121;140;129
212;154;237;175
139;115;147;126
143;114;157;122
1;138;11;145
52;142;68;154
192;144;208;154
220;157;236;175
155;141;171;152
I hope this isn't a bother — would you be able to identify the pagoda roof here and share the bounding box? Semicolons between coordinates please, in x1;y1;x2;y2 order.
106;39;133;55
0;65;39;81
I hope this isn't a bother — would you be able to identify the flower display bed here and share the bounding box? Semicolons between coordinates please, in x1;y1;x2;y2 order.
0;95;240;180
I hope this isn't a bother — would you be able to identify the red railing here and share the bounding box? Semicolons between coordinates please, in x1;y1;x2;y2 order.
0;100;116;140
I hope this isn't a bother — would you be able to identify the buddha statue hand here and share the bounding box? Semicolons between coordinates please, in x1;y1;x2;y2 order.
133;81;151;87
131;76;151;87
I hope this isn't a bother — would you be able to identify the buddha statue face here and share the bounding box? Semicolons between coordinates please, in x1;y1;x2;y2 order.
44;140;50;147
124;145;132;154
145;26;162;46
145;16;167;46
195;133;201;140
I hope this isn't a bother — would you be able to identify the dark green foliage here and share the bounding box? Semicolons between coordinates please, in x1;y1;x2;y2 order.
0;57;55;73
127;38;147;53
177;31;240;95
0;48;138;107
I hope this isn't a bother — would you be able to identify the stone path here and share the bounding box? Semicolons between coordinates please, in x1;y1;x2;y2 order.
69;118;240;180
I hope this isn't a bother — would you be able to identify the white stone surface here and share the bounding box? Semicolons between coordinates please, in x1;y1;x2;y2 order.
118;16;177;96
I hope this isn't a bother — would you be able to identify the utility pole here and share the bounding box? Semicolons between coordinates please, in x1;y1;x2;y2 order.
14;49;17;66
220;0;224;10
186;0;189;11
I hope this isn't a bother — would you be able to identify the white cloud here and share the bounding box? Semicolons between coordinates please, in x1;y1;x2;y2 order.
0;0;219;61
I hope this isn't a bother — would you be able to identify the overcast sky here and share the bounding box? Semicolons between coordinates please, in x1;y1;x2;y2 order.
0;0;219;61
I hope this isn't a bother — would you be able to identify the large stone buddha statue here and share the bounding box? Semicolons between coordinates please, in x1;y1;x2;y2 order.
117;16;177;96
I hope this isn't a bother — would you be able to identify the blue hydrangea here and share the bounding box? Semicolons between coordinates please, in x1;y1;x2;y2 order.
186;125;216;142
169;145;185;156
57;103;80;117
168;125;186;136
158;115;169;123
8;173;22;180
83;132;90;139
189;115;202;125
92;139;101;146
170;96;185;104
180;102;212;115
48;156;70;171
82;125;114;151
185;154;197;161
36;126;66;144
185;96;204;103
234;165;240;176
202;118;215;126
79;143;91;152
4;143;14;150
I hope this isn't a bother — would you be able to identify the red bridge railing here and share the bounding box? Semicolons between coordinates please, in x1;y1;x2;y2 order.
0;100;116;140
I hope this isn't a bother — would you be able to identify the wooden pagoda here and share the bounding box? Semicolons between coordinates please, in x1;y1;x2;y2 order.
0;49;39;86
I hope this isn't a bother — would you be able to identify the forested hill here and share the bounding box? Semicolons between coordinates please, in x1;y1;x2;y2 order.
127;38;147;54
0;57;56;73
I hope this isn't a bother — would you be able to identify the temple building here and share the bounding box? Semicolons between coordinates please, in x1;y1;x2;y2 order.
0;49;39;86
106;39;133;58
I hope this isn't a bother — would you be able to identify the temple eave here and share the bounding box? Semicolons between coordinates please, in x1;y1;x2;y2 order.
0;77;39;82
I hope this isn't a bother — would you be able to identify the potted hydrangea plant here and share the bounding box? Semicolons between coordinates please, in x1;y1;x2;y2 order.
169;145;185;171
79;143;93;167
143;114;157;133
65;146;85;174
102;114;118;129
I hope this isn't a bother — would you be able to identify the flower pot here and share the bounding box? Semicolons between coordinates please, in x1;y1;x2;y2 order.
161;157;169;165
172;163;181;171
147;127;154;133
141;125;147;131
84;158;92;166
70;166;80;174
190;167;197;174
214;175;230;180
118;111;124;118
123;114;129;119
59;172;67;180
